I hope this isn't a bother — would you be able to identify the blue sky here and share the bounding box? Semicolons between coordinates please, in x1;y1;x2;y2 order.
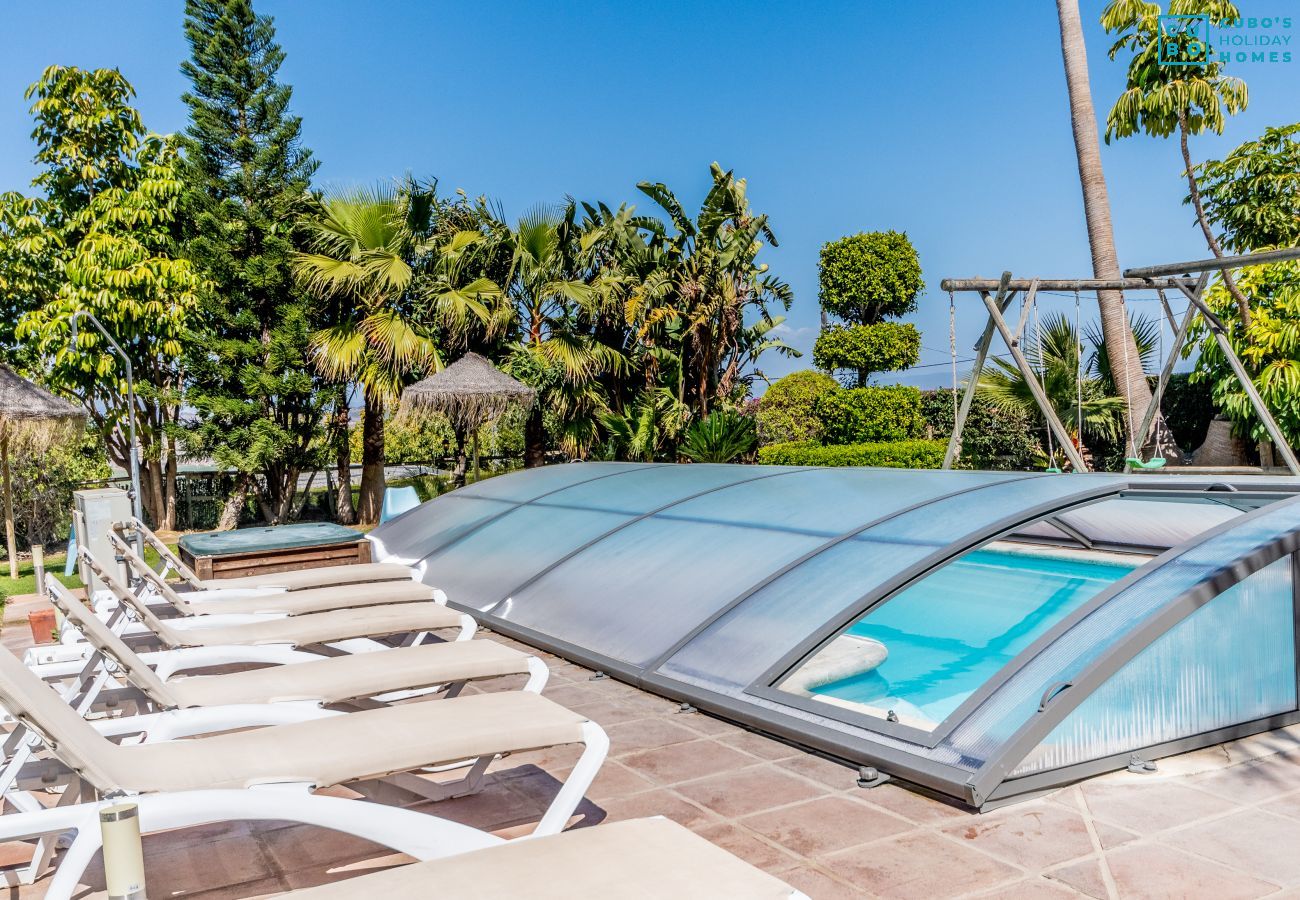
3;1;1296;389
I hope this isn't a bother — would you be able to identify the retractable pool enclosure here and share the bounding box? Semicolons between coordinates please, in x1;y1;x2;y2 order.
369;463;1300;807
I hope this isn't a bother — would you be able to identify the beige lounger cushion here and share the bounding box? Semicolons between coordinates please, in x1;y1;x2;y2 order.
178;580;433;616
167;640;531;707
161;602;464;648
198;562;415;592
274;818;796;899
115;691;587;792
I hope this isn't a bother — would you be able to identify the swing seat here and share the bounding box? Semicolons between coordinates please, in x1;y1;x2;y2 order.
1044;466;1063;474
1126;456;1167;470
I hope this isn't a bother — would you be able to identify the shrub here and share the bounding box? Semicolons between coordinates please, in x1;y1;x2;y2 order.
758;440;945;468
812;323;920;384
756;370;838;445
818;231;925;324
680;408;757;463
1160;373;1215;452
11;429;111;548
919;390;1042;470
813;385;925;444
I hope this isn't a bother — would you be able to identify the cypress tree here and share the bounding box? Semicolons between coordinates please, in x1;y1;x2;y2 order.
179;0;331;526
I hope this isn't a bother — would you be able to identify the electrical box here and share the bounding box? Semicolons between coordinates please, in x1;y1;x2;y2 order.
72;488;133;595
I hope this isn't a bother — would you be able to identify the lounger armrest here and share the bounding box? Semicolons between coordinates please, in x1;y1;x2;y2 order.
91;704;343;742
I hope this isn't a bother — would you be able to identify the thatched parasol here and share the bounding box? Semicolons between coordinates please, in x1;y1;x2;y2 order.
400;353;536;484
0;365;85;578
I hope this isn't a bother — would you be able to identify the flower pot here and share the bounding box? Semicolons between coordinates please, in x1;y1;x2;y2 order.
28;608;56;644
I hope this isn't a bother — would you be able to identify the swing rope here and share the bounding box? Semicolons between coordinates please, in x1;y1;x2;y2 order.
948;290;958;421
1122;301;1167;470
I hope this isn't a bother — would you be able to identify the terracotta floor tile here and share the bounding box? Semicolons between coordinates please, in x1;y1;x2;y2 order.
1044;858;1110;899
1103;843;1281;899
719;729;804;761
538;681;608;707
968;876;1083;898
1192;754;1300;804
604;716;702;756
674;765;828;818
690;823;800;873
103;833;274;897
769;864;871;899
1077;780;1238;835
940;801;1095;869
620;738;758;785
258;823;402;873
741;796;910;857
551;758;655;802
856;783;970;824
1162;809;1300;885
821;831;1020;899
595;788;720;829
1093;820;1140;850
566;698;655;726
678;710;744;737
776;752;861;791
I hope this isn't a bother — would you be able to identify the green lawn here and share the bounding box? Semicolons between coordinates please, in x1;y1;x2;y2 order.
1;542;172;601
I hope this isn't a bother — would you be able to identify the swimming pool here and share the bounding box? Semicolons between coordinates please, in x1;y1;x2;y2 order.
811;545;1142;728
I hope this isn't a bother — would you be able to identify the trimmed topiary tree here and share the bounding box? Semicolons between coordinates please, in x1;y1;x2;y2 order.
816;231;924;385
756;370;838;445
813;385;925;445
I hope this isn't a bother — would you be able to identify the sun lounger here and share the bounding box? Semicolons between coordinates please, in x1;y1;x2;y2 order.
272;817;805;900
0;646;608;898
102;535;433;617
113;517;417;591
42;578;546;713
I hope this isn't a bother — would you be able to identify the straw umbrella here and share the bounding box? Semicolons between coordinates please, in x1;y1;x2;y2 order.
0;365;85;578
400;353;536;485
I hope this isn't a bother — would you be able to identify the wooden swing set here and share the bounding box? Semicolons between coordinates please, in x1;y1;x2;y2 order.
938;246;1300;476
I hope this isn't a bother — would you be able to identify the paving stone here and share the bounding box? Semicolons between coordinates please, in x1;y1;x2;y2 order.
595;788;720;829
1044;858;1110;899
690;823;800;873
566;698;656;726
621;738;758;785
741;796;910;857
1192;754;1300;804
1161;809;1300;886
258;823;406;873
775;752;862;791
604;716;702;756
770;863;872;899
674;765;829;818
1103;843;1281;899
551;758;655;802
718;729;804;761
940;801;1095;869
1077;780;1239;835
855;783;970;825
1093;820;1140;850
968;876;1084;898
821;831;1020;899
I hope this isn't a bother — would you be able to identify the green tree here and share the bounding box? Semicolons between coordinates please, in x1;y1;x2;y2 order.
1102;0;1252;323
13;66;204;527
1193;122;1300;253
295;183;440;523
756;369;838;445
814;232;923;386
1188;262;1300;448
178;0;326;527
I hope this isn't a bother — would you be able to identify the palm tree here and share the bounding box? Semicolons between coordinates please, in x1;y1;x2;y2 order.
504;203;623;464
630;163;794;416
1101;0;1251;324
1056;0;1156;451
294;183;439;523
978;312;1158;468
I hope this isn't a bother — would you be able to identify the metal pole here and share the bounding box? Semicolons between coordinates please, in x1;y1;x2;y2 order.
982;288;1089;472
1174;283;1300;475
943;273;1014;469
69;313;146;557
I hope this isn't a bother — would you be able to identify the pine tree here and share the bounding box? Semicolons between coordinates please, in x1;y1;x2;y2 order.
179;0;333;526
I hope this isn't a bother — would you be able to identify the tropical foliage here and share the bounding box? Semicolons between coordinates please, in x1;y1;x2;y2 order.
1193;122;1300;253
680;408;757;463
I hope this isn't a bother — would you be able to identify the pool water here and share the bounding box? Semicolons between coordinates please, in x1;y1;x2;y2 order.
814;546;1141;728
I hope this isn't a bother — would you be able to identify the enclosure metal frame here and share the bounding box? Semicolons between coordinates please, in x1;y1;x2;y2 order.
939;245;1300;476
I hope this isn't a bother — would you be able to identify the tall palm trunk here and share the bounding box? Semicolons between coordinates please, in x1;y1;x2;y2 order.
333;385;356;525
357;387;385;524
1178;113;1251;328
1056;0;1157;457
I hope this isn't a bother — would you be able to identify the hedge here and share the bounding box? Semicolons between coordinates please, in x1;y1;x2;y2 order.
757;369;838;445
813;385;925;444
919;390;1041;470
758;439;946;469
812;323;920;382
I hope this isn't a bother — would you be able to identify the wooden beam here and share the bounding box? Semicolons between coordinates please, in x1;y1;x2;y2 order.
2;431;15;579
1124;246;1300;279
982;289;1089;472
940;277;1197;292
944;274;1013;469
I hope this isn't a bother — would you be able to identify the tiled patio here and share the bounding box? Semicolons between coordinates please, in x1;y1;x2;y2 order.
6;595;1300;898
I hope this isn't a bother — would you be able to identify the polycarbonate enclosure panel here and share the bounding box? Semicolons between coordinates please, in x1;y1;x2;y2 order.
367;495;515;563
659;473;1126;694
1010;558;1295;776
532;463;790;515
777;545;1139;732
1013;497;1242;550
940;495;1300;768
427;505;634;612
456;461;647;502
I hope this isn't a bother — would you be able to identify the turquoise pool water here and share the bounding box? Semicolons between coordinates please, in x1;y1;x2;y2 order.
814;547;1141;728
